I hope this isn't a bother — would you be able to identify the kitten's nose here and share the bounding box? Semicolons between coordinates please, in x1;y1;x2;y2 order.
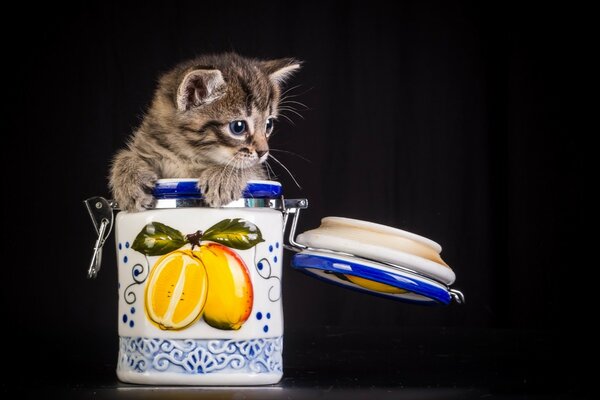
256;150;269;158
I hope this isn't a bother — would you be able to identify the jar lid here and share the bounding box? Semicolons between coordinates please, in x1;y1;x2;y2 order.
291;250;452;304
290;217;461;305
152;179;282;199
295;217;455;285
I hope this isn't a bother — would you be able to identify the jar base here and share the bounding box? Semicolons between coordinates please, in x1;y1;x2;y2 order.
117;369;283;386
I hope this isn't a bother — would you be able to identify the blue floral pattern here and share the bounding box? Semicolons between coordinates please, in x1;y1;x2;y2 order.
118;336;283;375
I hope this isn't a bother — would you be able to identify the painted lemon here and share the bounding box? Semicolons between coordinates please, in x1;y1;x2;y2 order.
145;250;209;330
195;243;253;330
345;275;408;294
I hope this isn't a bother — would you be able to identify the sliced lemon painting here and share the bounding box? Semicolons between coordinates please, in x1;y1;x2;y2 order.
131;219;263;331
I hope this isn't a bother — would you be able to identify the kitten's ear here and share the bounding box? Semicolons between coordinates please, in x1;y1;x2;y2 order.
261;58;302;85
176;69;226;111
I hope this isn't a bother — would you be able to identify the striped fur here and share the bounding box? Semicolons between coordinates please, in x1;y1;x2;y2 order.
109;52;300;211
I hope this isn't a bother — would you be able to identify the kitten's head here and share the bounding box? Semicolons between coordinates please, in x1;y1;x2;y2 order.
149;53;301;169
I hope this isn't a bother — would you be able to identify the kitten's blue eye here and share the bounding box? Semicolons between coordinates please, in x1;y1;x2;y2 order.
266;118;274;133
229;120;247;135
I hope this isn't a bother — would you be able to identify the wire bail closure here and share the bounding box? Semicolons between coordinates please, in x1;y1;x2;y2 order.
84;197;115;279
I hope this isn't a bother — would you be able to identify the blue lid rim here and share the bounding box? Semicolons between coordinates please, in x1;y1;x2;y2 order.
152;179;282;199
297;269;437;305
291;252;451;305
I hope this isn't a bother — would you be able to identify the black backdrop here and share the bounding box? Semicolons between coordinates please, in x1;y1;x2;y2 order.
3;0;584;390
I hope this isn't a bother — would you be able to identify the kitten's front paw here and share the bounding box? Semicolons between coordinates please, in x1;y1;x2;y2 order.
130;191;156;212
113;172;158;212
199;169;245;207
200;181;241;207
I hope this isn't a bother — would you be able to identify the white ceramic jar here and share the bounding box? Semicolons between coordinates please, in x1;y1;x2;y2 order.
96;179;301;385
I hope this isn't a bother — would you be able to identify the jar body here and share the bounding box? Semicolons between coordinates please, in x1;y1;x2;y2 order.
114;207;284;385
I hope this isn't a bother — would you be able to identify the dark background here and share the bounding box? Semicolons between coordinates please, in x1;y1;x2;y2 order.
3;0;586;397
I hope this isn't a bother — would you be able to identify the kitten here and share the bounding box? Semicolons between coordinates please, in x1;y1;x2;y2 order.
109;52;301;211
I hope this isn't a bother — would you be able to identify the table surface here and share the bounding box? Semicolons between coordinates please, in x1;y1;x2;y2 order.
1;327;589;399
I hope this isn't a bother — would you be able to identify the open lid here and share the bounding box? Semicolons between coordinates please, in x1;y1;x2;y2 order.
290;217;463;305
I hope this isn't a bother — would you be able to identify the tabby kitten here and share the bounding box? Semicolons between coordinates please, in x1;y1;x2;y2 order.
109;52;301;211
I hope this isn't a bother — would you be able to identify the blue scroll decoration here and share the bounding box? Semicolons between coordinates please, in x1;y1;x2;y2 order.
118;336;283;374
254;244;282;302
124;256;149;305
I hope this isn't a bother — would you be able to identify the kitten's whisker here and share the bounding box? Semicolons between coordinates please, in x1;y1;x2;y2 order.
265;162;272;179
279;107;303;116
264;160;277;180
278;107;304;120
268;154;302;189
264;159;277;180
279;100;309;109
277;105;301;114
269;148;312;163
221;155;236;174
214;158;230;189
217;154;236;196
278;105;300;111
280;85;313;100
217;155;237;189
225;158;240;192
280;86;313;103
280;84;302;97
277;112;296;126
222;160;234;197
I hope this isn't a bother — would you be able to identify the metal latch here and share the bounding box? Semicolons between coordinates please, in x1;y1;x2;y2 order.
84;197;115;279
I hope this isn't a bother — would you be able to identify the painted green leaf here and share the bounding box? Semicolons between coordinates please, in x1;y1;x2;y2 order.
131;222;186;256
202;218;264;250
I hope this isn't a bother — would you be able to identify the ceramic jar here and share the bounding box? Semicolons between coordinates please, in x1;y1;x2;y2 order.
106;179;297;385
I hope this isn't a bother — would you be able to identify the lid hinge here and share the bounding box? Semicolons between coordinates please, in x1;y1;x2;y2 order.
281;198;308;252
449;288;465;304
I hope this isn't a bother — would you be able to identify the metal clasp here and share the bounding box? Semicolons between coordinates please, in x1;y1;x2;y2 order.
84;197;115;279
449;288;465;304
280;198;309;252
